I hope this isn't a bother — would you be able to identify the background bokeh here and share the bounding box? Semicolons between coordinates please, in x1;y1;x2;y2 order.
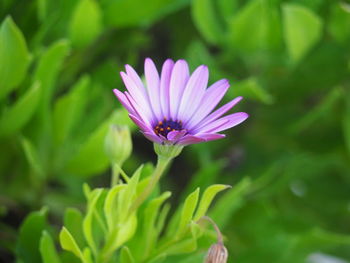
1;0;350;262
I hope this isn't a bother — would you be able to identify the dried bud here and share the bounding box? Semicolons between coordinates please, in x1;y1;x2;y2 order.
205;243;228;263
104;125;132;164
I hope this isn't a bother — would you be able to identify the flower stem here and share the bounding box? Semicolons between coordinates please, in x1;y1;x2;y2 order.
129;156;171;215
110;162;124;187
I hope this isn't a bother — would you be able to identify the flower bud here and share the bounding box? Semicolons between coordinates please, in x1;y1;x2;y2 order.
205;243;228;263
104;125;132;164
154;143;183;160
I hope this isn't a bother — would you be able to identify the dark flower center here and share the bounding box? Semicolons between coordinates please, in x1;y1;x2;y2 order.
154;118;183;137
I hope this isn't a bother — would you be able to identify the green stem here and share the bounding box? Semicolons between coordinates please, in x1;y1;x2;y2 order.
128;156;172;215
110;162;124;187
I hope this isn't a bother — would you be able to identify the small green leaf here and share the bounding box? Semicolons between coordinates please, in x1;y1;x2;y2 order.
282;3;323;63
53;75;89;145
192;0;225;44
209;177;252;228
228;0;282;53
59;227;84;261
193;184;231;221
33;39;70;113
0;82;41;137
141;191;172;257
40;231;62;263
16;207;48;263
119;246;135;263
119;165;143;222
232;77;274;104
177;188;200;237
21;137;45;178
0;16;31;99
328;3;350;44
69;0;102;48
64;208;85;248
83;188;103;257
66;110;126;176
104;184;126;230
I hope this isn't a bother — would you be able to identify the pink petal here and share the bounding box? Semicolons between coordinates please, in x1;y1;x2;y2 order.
128;114;153;133
167;130;187;141
177;134;205;145
193;96;243;132
125;64;145;92
185;79;230;129
125;92;153;126
145;58;162;120
142;131;162;144
121;72;155;123
113;89;135;115
177;65;208;122
198;112;249;133
195;133;226;141
169;60;189;120
159;59;174;119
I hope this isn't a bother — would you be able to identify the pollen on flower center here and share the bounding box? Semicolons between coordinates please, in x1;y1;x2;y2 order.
154;118;183;137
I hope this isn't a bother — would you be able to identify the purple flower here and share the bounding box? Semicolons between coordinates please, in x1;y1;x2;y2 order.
114;58;248;146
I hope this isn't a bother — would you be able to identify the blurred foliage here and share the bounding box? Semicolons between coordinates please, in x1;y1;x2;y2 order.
0;0;350;262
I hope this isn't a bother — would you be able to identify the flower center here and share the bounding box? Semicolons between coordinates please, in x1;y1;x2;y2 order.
154;118;183;137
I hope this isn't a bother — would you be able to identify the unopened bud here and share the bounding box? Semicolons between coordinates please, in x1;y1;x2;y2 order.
205;243;228;263
104;125;132;164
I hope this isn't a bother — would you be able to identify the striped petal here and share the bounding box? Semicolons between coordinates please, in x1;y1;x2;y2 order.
145;58;162;120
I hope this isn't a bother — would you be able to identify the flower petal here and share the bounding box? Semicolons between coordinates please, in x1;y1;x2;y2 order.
177;134;205;145
121;72;155;123
125;92;153;126
113;89;135;115
192;96;243;132
197;112;249;133
125;64;145;92
195;133;226;141
159;59;174;119
145;58;162;120
128;114;153;133
167;130;187;142
169;60;189;120
177;65;208;122
142;131;163;144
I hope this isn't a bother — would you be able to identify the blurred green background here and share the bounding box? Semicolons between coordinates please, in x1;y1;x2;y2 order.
1;0;350;262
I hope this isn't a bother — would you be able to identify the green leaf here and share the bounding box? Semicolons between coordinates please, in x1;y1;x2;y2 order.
343;94;350;156
119;246;135;263
192;0;225;44
177;188;200;237
0;16;31;99
102;0;188;27
33;39;70;113
69;0;102;48
66;110;125;176
119;165;143;222
282;3;323;63
328;2;350;44
53;75;89;145
83;188;103;257
59;227;84;261
0;82;41;137
228;0;282;53
104;184;126;230
193;184;231;221
16;207;48;263
64;208;85;248
141;191;172;257
21;137;45;178
209;177;252;228
231;77;274;104
40;231;62;263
